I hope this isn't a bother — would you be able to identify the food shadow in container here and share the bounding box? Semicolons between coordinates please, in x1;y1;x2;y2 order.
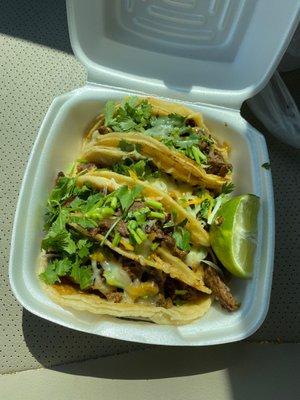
9;0;300;345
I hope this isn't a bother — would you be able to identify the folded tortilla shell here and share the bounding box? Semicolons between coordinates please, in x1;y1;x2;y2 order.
82;132;228;190
81;146;135;167
43;281;212;325
39;257;211;325
145;97;205;128
69;223;211;295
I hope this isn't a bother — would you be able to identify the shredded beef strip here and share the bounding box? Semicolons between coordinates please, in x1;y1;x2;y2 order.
90;115;110;136
63;196;76;207
164;277;201;302
199;140;210;153
156;294;173;308
98;218;115;231
206;149;232;177
129;201;145;212
185;118;196;127
88;216;128;238
55;171;65;184
97;125;109;135
87;218;114;236
147;225;187;259
161;236;187;259
117;220;129;237
123;260;145;280
88;227;101;236
204;267;239;311
141;268;166;293
106;292;123;303
115;209;122;217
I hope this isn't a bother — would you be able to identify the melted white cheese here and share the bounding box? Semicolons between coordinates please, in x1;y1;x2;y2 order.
185;247;208;268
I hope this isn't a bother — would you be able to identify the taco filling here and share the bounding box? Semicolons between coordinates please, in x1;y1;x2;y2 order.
45;173;203;259
76;158;234;232
84;96;232;179
41;246;209;310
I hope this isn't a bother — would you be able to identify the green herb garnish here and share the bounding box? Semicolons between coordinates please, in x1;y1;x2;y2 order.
119;140;135;152
42;210;77;255
172;226;191;252
40;258;73;285
105;97;152;132
70;262;94;290
221;182;235;194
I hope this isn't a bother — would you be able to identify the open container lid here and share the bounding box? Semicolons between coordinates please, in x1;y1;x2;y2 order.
67;0;299;109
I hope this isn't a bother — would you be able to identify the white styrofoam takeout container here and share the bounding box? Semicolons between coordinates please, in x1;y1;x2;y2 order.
9;0;300;345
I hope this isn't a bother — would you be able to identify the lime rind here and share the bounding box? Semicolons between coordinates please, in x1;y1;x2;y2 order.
210;194;260;278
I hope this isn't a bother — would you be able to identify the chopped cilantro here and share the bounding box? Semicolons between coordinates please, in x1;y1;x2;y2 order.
128;207;150;225
100;185;144;245
66;192;114;229
70;262;93;290
42;210;77;255
68;197;85;210
101;97;218;168
172;226;191;252
118;140;142;154
40;258;73;285
115;185;143;211
81;193;104;212
104;100;115;126
119;140;135;152
68;215;98;229
45;175;92;228
76;239;93;259
40;257;94;291
104;97;152;132
199;199;211;219
221;182;235;194
113;159;159;180
132;160;147;177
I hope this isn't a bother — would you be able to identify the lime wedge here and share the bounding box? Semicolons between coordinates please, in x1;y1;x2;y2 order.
210;194;260;278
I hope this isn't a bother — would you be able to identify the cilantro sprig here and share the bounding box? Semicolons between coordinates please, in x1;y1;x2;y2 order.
45;174;91;229
119;139;142;153
40;256;93;290
113;158;160;180
40;258;73;285
104;97;152;132
99;184;144;245
172;225;191;252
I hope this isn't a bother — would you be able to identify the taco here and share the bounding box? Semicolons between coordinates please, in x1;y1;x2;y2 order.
78;146;234;240
41;172;211;294
83;97;232;190
76;170;210;247
39;250;212;325
39;172;215;325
